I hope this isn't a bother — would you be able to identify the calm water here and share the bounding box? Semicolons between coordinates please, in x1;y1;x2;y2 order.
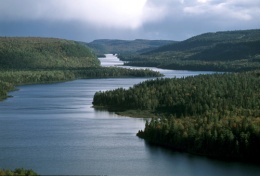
0;54;259;175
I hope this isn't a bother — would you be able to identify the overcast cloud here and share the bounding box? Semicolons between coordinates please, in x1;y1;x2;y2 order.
0;0;259;42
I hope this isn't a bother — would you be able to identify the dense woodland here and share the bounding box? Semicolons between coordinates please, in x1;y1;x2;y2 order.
119;29;260;72
0;168;38;176
93;70;260;161
1;31;260;162
0;68;161;100
0;37;161;100
86;39;175;56
0;37;100;69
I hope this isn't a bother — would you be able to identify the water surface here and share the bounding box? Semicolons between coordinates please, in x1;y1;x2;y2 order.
0;54;259;175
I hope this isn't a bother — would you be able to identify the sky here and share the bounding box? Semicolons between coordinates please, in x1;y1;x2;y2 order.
0;0;260;42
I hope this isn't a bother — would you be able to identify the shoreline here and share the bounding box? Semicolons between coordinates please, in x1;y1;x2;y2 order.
138;137;260;165
0;66;163;102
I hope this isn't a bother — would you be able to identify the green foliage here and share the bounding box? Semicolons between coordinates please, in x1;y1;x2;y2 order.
0;37;100;69
0;80;15;100
86;39;176;55
138;116;260;161
121;29;260;72
0;168;38;176
93;70;260;161
149;29;260;53
0;67;162;100
0;37;162;100
93;71;260;117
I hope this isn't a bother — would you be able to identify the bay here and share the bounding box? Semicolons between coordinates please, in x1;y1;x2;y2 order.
0;54;259;175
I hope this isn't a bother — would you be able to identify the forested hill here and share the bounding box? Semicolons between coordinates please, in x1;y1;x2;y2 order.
93;70;260;161
0;37;163;100
122;29;260;72
0;37;100;69
86;39;176;56
149;29;260;55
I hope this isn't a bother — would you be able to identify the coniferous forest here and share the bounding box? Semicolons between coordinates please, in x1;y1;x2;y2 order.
1;30;260;163
119;29;260;72
0;37;162;100
93;70;260;161
92;29;260;161
0;168;38;176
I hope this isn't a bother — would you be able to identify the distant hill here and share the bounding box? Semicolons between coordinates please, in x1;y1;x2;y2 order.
0;37;99;69
147;30;260;54
86;39;176;55
123;29;260;71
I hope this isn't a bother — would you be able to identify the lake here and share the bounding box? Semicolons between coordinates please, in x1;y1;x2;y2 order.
0;54;259;175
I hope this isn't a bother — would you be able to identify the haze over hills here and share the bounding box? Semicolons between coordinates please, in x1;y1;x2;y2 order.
1;29;259;72
148;29;260;54
120;29;260;72
86;39;176;56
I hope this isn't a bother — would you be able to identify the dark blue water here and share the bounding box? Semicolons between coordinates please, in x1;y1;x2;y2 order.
0;54;259;175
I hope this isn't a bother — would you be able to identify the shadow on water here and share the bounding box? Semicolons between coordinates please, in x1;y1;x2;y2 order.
93;106;118;116
143;140;260;176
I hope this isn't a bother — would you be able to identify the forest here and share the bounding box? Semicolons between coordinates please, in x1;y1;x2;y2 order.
86;39;175;56
0;37;162;100
119;29;260;72
0;168;38;176
0;68;161;100
93;70;260;161
0;37;100;69
1;32;260;162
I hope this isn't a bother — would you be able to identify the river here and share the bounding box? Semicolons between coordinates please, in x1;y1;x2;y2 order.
0;54;259;175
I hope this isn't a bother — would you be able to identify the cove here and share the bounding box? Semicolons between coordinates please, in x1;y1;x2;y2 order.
0;54;259;175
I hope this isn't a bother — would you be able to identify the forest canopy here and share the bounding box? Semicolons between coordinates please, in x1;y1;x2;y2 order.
0;37;99;69
119;29;260;72
0;37;162;100
0;168;38;176
93;70;260;161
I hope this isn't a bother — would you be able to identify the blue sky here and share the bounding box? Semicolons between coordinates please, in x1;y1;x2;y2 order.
0;0;259;42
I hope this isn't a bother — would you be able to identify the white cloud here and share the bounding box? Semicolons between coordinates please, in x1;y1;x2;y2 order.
197;0;208;3
182;0;259;21
142;1;167;24
0;0;166;29
179;0;185;4
0;0;259;41
51;0;147;29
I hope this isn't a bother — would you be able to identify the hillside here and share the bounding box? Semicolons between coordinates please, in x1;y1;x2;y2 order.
122;29;260;71
86;39;175;56
149;29;260;54
0;37;162;100
0;37;100;69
